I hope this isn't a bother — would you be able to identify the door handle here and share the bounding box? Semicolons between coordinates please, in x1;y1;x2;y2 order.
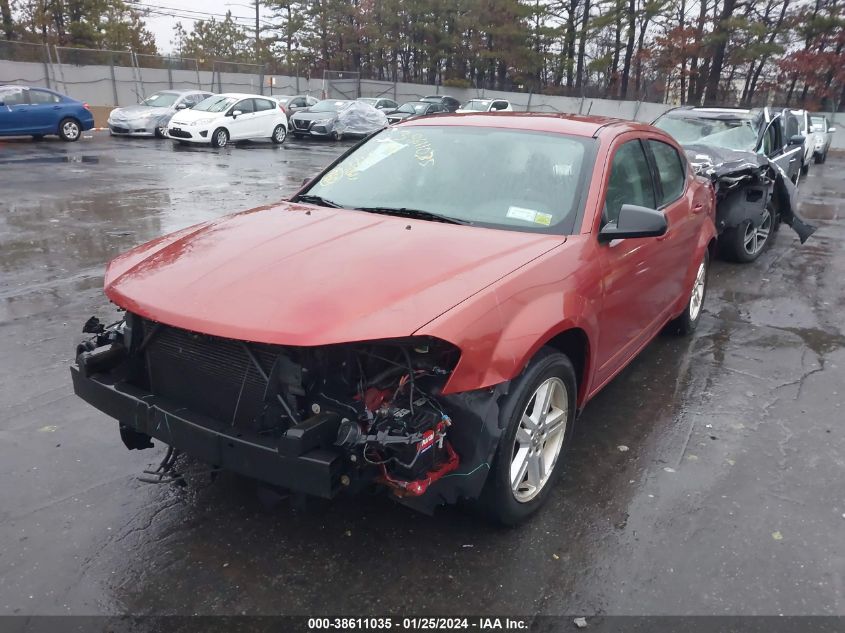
692;203;705;214
52;105;61;109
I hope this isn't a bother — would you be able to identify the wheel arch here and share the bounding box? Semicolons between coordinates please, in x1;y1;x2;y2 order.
539;327;591;407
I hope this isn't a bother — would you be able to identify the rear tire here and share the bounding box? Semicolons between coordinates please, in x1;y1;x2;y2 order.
211;127;229;148
58;118;81;142
154;126;165;139
271;124;287;145
800;160;809;175
668;251;709;335
720;206;773;263
479;348;577;526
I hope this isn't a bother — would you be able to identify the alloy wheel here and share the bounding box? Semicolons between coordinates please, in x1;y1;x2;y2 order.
63;121;80;140
689;259;706;321
510;377;569;502
743;209;772;256
216;130;228;147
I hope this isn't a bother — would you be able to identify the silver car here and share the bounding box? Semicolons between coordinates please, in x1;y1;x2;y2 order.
810;114;836;164
108;90;213;138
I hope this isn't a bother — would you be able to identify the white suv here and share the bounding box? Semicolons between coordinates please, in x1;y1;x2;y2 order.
167;93;288;148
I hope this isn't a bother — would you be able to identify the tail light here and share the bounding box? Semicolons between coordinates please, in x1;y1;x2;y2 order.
83;102;90;110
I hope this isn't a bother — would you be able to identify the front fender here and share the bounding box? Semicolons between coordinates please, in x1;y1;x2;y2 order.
415;237;600;397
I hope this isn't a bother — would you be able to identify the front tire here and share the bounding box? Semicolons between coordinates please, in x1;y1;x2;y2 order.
800;160;809;176
272;124;287;144
58;118;81;142
668;250;709;335
720;206;773;263
480;348;577;525
211;127;229;148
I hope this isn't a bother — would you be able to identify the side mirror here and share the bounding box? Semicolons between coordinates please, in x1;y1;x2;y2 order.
301;177;311;186
175;103;187;110
231;110;242;118
829;127;836;133
787;134;805;146
599;204;667;242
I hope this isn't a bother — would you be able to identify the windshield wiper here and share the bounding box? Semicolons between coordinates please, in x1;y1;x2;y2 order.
294;193;342;208
355;206;471;225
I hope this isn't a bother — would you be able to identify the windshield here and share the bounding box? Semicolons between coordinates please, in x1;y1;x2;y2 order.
398;103;427;114
311;100;350;113
141;92;179;107
463;100;490;111
358;98;378;105
305;125;593;234
811;116;825;130
655;114;760;151
192;96;237;113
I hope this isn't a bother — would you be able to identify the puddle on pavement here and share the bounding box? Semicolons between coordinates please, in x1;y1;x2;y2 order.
798;201;840;220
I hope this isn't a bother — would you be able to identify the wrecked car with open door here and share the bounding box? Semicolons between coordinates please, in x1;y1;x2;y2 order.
653;106;815;262
72;114;717;525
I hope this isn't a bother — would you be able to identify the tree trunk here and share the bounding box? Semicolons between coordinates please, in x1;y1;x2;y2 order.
687;0;708;104
575;0;591;91
619;0;635;99
563;0;579;88
703;0;737;105
0;0;13;40
606;0;623;97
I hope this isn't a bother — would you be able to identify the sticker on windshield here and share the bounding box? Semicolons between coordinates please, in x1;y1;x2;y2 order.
507;206;553;226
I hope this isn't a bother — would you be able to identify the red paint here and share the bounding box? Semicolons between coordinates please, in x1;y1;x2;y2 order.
103;114;716;409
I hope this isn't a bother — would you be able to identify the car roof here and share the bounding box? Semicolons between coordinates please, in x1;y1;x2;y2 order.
661;106;756;120
217;93;272;99
399;112;655;138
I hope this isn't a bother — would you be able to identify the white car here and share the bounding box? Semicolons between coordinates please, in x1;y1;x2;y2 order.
166;93;288;148
790;109;817;174
810;114;836;164
456;98;513;113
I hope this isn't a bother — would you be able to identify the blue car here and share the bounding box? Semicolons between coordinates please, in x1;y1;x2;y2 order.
0;85;95;142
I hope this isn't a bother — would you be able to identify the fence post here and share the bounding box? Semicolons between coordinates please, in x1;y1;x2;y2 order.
195;59;201;90
259;64;264;95
632;99;642;121
393;80;397;102
42;43;51;89
109;53;119;105
53;46;69;94
167;63;173;89
526;90;533;113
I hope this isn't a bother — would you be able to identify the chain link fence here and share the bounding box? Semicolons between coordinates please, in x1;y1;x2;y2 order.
0;40;269;105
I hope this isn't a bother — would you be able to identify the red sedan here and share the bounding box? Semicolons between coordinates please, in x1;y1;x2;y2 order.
72;113;717;524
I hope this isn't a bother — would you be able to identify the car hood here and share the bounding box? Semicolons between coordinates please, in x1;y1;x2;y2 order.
170;108;221;124
111;105;170;119
104;202;564;346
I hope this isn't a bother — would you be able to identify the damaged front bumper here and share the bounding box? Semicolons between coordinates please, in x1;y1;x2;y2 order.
70;315;504;513
71;365;347;496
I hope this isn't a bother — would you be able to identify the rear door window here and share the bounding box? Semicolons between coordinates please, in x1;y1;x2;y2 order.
604;140;657;225
30;90;60;104
648;140;686;206
255;99;276;112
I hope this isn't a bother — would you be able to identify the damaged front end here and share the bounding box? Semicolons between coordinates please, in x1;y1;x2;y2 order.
71;313;502;511
685;144;816;244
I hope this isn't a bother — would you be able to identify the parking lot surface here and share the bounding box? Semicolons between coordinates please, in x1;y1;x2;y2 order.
1;132;843;616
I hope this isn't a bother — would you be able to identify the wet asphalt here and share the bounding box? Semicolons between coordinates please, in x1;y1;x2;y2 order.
0;132;843;617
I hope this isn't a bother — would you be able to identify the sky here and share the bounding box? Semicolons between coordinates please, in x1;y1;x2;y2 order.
134;0;272;53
